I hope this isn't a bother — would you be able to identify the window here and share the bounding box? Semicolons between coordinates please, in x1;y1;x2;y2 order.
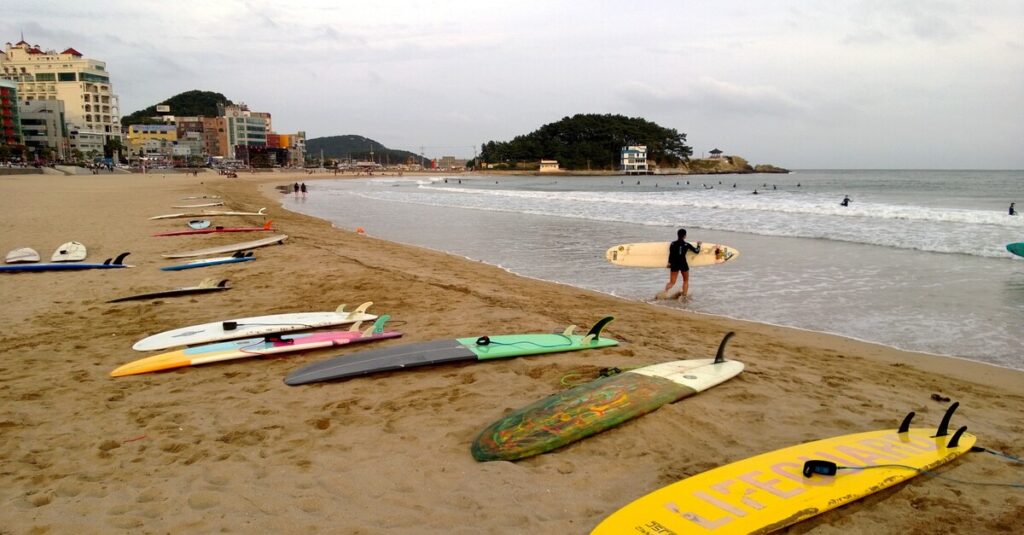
58;72;76;81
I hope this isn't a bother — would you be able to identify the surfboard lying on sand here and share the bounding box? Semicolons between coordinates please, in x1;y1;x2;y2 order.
188;220;211;229
181;195;221;200
5;247;39;264
132;301;376;351
107;278;231;303
171;202;225;208
154;221;275;237
161;234;287;258
50;241;87;262
160;252;255;271
1008;242;1024;258
285;317;618;386
0;252;132;273
592;403;977;534
113;315;401;376
605;242;739;268
472;332;743;462
149;208;267;220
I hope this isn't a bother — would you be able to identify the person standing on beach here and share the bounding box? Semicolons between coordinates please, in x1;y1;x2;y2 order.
1011;203;1017;216
300;183;307;198
293;182;299;198
664;228;701;298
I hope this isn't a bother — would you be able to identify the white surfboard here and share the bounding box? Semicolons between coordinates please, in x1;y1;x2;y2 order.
50;241;87;262
171;202;225;208
161;234;288;258
181;195;221;200
5;247;40;264
149;208;267;220
605;241;739;268
132;302;377;351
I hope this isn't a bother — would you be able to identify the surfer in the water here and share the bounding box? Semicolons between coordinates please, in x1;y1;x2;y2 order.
841;195;851;207
1010;202;1017;216
665;228;701;298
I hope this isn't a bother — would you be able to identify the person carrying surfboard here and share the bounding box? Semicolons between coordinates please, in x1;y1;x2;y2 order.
665;228;701;298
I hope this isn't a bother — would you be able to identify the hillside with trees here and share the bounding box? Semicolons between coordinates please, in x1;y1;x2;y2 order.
477;114;692;170
306;135;427;166
121;90;233;126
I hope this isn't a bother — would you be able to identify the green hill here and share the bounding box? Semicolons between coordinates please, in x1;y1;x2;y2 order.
478;114;692;170
121;90;233;126
306;135;427;166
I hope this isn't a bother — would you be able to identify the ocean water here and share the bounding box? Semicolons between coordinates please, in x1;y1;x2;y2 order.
282;170;1024;370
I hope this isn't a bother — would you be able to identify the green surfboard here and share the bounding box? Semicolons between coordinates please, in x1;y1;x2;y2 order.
1008;242;1024;258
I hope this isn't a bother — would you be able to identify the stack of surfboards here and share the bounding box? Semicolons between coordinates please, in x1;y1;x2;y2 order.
115;308;399;377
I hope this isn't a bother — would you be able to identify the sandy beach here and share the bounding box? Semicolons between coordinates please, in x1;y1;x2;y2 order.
1;170;1021;533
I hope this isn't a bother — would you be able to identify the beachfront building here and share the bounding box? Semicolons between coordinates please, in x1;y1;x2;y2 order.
621;145;648;174
0;79;22;154
0;39;121;155
709;148;723;160
539;159;560;173
221;103;269;161
125;124;177;161
19;99;68;161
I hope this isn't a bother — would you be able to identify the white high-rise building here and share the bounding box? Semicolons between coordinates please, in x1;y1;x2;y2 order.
0;39;121;156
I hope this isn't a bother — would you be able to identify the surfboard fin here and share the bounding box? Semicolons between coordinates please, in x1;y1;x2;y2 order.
562;325;578;337
935;402;959;437
362;315;390;337
263;220;273;230
946;425;968;448
714;332;736;364
217;279;229;288
350;301;372;318
898;411;915;433
348;321;362;332
113;252;130;265
582;316;614;344
257;207;267;215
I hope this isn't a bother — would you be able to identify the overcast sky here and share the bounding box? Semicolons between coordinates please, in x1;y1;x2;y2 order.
5;0;1023;168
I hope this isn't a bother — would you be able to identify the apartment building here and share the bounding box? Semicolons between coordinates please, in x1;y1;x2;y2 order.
0;79;21;151
19;99;68;160
0;39;121;155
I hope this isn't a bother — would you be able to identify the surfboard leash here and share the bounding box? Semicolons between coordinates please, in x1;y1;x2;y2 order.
809;462;1023;489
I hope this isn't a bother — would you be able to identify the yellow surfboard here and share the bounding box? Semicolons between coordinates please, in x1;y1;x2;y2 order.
593;404;976;534
605;242;739;269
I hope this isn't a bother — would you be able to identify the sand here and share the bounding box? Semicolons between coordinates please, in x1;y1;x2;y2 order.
1;171;1021;533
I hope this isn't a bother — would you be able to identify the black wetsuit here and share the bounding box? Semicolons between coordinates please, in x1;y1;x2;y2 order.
668;240;701;272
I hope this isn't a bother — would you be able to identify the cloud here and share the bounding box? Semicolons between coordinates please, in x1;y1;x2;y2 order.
619;78;809;117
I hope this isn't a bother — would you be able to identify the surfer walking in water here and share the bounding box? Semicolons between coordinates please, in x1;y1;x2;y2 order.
664;228;701;299
1010;202;1017;216
841;195;851;207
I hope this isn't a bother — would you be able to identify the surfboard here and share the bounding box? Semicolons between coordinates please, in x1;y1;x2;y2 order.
284;317;618;386
606;242;740;268
0;252;132;273
1008;242;1024;258
592;403;977;534
160;252;255;271
132;301;376;351
154;221;275;237
107;278;231;303
472;333;743;462
188;220;211;229
5;247;40;264
50;241;87;262
113;315;401;376
171;202;225;209
149;207;267;220
161;234;287;258
181;195;221;200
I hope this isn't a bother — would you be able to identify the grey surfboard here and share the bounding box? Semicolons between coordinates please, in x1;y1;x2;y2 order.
284;317;617;386
108;279;231;303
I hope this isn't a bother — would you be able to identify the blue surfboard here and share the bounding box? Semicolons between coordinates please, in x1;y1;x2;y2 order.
0;252;132;273
161;252;255;271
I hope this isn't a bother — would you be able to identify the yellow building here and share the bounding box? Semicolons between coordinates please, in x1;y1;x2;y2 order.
539;159;560;173
0;39;121;155
125;124;177;158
